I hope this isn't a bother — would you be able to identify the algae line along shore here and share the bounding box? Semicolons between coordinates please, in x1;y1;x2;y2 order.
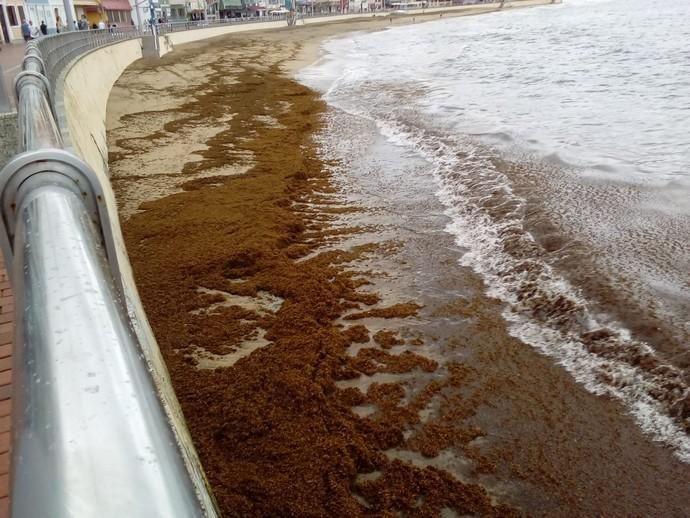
106;8;690;517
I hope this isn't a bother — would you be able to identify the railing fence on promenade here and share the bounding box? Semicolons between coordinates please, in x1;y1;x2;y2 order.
0;30;218;518
33;27;144;98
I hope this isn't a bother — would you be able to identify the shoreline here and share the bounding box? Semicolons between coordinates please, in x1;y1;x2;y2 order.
285;0;559;75
106;6;690;516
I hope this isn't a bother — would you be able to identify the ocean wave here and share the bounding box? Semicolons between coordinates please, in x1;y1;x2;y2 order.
296;0;690;463
321;95;690;461
418;124;690;461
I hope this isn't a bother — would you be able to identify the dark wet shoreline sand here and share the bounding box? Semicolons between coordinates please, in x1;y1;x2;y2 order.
107;21;690;517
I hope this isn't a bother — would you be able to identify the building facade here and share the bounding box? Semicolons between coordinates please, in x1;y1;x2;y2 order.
24;0;51;29
1;0;28;41
169;0;205;20
101;0;132;24
296;0;348;15
23;0;100;32
74;0;102;27
217;0;243;18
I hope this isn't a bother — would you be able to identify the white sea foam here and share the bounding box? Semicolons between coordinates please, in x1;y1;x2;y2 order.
387;114;690;462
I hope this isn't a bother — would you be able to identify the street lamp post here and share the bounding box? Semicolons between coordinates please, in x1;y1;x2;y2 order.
131;0;153;30
148;0;159;51
61;0;76;31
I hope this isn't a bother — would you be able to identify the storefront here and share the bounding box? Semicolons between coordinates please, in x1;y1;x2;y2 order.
296;0;344;14
218;0;244;18
245;2;266;17
101;0;132;25
74;0;103;27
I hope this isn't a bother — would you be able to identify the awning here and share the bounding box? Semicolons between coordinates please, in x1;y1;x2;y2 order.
101;0;132;10
219;0;243;9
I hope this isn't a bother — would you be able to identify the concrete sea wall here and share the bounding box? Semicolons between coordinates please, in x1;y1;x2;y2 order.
59;39;145;177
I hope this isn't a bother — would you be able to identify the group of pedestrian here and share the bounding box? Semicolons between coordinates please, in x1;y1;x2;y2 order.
21;13;120;42
20;20;38;41
20;15;64;41
79;15;119;31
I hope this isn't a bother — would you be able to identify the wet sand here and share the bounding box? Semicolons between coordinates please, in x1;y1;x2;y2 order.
107;16;690;518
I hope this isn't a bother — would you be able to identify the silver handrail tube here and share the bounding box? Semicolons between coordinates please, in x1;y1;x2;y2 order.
0;32;217;518
15;74;61;152
12;178;206;517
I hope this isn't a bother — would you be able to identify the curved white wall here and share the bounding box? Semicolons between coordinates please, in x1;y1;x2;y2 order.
60;39;145;178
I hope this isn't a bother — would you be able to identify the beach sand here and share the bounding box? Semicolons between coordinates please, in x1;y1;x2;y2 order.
107;9;690;517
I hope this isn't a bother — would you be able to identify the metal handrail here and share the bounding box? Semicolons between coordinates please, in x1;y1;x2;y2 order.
32;27;144;100
0;36;218;518
158;16;288;33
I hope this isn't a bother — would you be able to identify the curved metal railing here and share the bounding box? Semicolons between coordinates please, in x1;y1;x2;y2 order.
0;35;218;518
31;27;144;100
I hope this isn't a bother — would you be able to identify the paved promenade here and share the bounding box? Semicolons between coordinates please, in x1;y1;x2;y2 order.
0;43;24;111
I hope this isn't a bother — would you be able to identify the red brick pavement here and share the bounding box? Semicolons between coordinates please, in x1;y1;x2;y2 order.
0;255;12;518
0;40;23;518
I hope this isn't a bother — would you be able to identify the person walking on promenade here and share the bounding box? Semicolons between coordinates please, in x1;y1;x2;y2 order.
21;19;31;41
29;21;40;39
98;19;106;30
40;20;48;35
56;15;62;33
